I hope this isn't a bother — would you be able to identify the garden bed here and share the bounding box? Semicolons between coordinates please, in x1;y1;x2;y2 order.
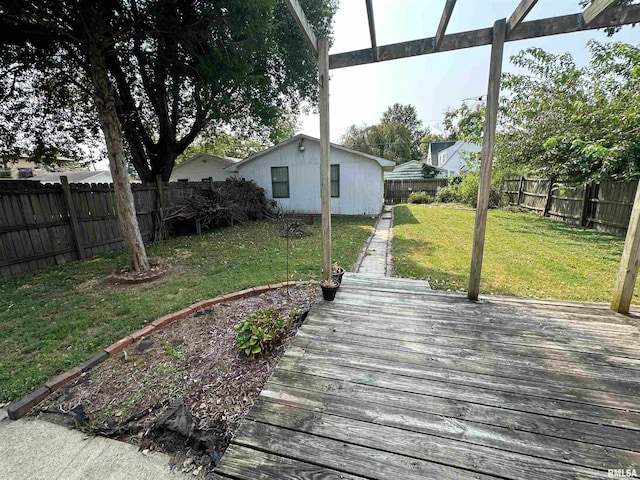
34;284;317;476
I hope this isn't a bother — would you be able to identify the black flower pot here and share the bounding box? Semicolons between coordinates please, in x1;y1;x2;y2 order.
332;268;345;285
321;284;339;301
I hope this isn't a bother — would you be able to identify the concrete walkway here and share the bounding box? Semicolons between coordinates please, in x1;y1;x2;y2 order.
356;205;393;276
0;415;182;480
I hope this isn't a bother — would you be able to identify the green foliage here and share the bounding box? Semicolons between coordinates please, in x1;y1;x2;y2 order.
497;42;640;182
443;103;486;144
421;163;443;179
177;133;266;164
434;185;458;203
341;103;425;163
433;172;501;208
408;191;434;204
419;130;446;155
0;0;337;182
236;307;293;356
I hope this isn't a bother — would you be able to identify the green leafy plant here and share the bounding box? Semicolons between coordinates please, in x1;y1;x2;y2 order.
236;307;293;356
408;191;434;204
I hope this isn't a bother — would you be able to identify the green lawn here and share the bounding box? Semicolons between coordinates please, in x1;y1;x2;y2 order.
0;216;373;402
393;204;636;303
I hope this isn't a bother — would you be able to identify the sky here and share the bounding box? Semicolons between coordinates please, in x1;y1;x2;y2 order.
297;0;640;142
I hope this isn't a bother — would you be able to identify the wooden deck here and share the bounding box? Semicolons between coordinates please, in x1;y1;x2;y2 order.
215;273;640;479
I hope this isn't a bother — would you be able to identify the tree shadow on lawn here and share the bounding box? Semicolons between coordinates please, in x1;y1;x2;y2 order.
393;205;421;224
392;236;521;298
498;211;623;246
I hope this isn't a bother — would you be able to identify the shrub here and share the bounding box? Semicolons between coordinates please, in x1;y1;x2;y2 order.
408;191;434;204
434;185;458;203
236;307;293;356
434;172;502;208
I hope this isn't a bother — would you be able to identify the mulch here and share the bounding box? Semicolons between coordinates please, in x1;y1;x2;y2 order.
34;284;318;476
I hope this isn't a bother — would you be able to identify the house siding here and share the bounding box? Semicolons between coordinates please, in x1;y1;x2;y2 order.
234;141;384;215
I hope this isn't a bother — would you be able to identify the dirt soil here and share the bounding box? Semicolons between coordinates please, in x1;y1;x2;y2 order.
35;284;318;477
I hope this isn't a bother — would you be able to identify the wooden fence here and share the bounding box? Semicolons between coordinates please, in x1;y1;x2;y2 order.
384;178;449;204
503;176;637;236
0;178;218;277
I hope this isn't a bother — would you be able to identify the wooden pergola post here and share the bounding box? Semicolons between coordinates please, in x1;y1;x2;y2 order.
611;180;640;313
318;36;332;281
468;18;506;301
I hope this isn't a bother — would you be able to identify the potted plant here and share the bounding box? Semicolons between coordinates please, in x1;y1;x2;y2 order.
332;261;345;285
321;279;339;301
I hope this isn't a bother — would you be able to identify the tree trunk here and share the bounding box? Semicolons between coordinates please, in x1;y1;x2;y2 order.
88;45;150;272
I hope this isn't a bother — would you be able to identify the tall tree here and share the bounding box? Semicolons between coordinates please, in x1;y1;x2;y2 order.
1;0;336;272
341;103;425;163
381;103;425;143
0;0;337;182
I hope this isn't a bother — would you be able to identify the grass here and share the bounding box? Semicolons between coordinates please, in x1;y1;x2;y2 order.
393;204;637;303
0;216;374;402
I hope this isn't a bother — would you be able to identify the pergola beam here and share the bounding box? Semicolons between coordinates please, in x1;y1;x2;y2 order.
583;0;618;24
612;182;640;313
283;0;318;55
468;18;507;301
507;0;539;35
365;0;378;61
434;0;457;51
329;4;640;69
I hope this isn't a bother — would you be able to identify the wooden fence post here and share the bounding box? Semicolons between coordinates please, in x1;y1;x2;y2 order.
60;176;85;259
517;176;524;207
543;176;555;217
580;182;592;227
612;180;640;313
468;18;506;301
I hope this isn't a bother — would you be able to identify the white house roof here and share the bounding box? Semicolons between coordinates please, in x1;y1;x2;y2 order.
440;141;481;159
29;171;111;183
174;153;240;170
224;134;396;172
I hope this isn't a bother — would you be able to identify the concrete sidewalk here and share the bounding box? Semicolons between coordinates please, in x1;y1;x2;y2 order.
357;205;394;276
0;415;182;480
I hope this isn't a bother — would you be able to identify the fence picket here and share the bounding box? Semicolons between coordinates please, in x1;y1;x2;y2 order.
504;177;636;236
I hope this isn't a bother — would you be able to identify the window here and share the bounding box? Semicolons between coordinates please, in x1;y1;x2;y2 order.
271;166;289;198
331;164;340;198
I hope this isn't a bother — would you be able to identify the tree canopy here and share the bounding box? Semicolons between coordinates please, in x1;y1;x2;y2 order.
497;41;640;182
341;103;426;163
0;0;337;182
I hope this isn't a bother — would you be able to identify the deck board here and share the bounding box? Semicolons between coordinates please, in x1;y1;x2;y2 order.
216;273;640;479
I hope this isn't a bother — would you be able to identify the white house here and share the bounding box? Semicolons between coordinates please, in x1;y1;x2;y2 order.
29;170;113;184
169;153;239;182
224;134;395;215
437;141;482;177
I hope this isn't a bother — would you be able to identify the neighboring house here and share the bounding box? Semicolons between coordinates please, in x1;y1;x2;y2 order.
169;153;240;182
426;141;456;166
384;160;444;180
0;155;78;179
29;170;113;184
438;141;482;177
224;134;395;215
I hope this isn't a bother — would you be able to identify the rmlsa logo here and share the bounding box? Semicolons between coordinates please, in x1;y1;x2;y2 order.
609;469;638;478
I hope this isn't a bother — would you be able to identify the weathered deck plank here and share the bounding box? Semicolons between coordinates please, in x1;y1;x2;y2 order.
216;273;640;479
